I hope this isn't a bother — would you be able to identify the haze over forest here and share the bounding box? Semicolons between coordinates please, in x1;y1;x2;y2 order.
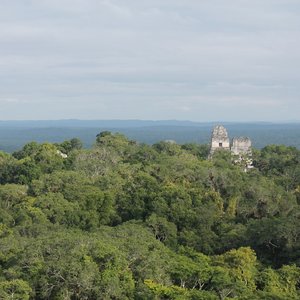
0;120;299;153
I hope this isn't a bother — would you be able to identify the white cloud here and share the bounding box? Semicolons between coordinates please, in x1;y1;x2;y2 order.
0;98;29;104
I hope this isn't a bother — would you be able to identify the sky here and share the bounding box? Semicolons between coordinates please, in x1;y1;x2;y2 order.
0;0;299;122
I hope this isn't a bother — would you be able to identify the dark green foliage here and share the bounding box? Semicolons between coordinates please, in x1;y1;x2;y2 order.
55;137;83;154
0;134;300;299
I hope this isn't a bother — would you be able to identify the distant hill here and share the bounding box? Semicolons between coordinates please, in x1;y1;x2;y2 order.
0;120;299;152
0;120;207;128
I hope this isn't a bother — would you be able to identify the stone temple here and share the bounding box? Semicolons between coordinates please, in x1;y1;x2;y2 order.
231;137;252;156
210;125;252;158
210;125;230;154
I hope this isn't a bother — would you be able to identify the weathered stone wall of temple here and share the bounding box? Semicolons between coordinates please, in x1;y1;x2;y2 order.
231;137;252;155
210;125;230;154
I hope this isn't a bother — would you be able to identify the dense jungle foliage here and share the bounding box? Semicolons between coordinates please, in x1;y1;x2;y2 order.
0;132;300;299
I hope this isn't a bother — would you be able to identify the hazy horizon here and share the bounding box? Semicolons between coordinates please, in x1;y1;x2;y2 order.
0;119;299;124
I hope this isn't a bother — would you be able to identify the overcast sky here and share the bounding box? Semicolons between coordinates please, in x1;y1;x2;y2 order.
0;0;299;121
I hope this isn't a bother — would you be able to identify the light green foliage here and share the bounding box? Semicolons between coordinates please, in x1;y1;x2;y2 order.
0;184;27;210
73;148;121;177
0;136;299;299
33;143;65;173
258;265;300;299
214;247;258;294
144;279;215;300
0;279;32;300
